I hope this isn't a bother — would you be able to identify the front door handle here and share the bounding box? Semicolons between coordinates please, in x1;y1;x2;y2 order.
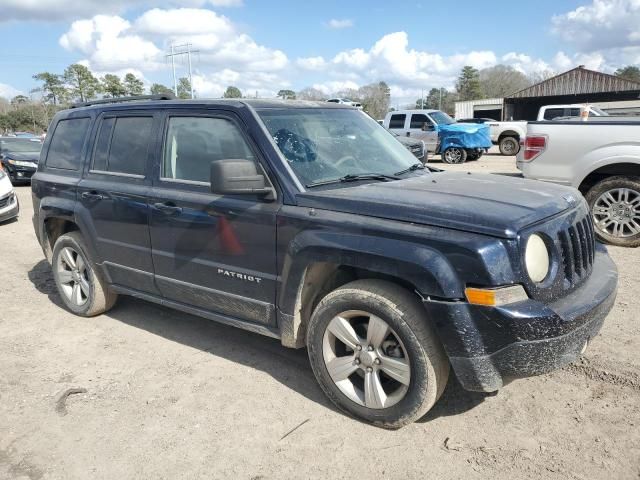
406;132;411;137
153;202;183;215
81;191;103;201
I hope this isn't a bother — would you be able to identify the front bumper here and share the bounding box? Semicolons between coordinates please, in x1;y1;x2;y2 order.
425;244;617;392
0;192;19;222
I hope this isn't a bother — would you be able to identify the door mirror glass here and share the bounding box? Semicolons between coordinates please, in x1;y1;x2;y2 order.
210;159;273;197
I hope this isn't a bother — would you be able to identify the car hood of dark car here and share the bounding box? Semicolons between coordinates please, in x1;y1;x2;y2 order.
296;172;579;238
3;151;40;162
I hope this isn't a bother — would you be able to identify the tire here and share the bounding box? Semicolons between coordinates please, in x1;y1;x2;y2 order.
467;150;483;161
51;231;118;316
585;176;640;248
442;147;467;164
499;136;519;156
306;279;450;428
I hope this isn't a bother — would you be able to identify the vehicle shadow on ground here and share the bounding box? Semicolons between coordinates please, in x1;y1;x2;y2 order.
28;259;490;423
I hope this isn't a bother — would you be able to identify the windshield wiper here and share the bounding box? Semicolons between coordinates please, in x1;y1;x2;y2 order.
394;163;426;176
305;173;400;188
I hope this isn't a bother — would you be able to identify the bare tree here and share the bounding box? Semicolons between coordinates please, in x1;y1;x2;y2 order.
297;87;326;101
479;65;531;98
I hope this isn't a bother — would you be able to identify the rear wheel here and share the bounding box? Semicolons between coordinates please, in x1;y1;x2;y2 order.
585;176;640;247
442;147;467;164
306;279;449;428
499;136;519;156
52;231;118;316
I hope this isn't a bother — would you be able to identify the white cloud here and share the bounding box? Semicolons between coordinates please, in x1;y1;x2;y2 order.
297;56;327;70
0;83;22;99
59;8;289;95
326;19;354;29
0;0;242;22
60;15;162;71
552;0;640;51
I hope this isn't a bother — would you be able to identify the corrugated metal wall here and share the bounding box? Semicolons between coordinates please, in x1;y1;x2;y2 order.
509;67;640;99
455;98;503;118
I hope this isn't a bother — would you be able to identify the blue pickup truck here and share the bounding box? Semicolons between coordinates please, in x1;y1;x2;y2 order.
383;109;492;163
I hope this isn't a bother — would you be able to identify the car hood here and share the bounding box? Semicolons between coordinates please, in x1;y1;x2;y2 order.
297;172;579;238
4;151;40;162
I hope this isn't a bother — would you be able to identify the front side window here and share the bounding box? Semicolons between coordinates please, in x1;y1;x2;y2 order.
92;116;152;176
46;118;90;170
258;108;422;186
162;116;255;183
410;114;431;129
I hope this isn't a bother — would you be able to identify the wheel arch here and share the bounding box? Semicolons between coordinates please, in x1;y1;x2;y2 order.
498;130;521;141
277;231;462;348
578;161;640;194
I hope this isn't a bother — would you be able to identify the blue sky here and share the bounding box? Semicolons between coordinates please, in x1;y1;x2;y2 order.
0;0;637;103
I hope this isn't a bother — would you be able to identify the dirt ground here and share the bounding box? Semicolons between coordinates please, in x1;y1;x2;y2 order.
1;149;638;480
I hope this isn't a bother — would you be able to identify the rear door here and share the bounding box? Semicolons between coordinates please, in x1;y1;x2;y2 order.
148;110;279;327
407;113;438;152
76;111;160;294
387;113;407;136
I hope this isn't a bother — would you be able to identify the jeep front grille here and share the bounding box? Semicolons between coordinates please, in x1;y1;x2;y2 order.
558;214;595;286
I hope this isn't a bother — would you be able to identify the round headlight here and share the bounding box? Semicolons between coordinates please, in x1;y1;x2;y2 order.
525;234;550;283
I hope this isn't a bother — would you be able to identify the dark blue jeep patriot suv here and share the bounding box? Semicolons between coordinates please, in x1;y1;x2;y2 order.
31;96;618;428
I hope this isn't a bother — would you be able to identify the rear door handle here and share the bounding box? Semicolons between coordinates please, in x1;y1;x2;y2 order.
81;191;103;201
153;202;183;215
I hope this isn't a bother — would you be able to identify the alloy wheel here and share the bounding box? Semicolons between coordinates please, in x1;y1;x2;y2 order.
56;247;91;306
593;187;640;238
322;310;411;409
443;148;463;164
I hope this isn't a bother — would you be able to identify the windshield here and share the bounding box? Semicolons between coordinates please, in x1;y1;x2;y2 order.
0;139;42;153
429;111;455;125
257;108;423;187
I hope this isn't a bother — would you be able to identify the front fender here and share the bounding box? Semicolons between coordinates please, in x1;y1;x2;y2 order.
278;229;463;316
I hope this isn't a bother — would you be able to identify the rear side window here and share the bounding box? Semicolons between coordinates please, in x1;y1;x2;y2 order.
92;116;153;176
389;114;406;129
543;108;564;120
46;118;90;170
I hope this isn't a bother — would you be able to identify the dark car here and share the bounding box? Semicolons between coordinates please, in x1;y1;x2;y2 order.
393;132;427;162
31;96;617;428
0;137;43;184
456;118;494;124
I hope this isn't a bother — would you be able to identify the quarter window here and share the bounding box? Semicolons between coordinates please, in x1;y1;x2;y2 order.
543;108;564;120
46;118;90;170
162;116;255;183
388;114;406;129
92;116;152;176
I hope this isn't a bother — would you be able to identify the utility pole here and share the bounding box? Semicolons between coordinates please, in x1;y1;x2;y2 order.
166;43;199;99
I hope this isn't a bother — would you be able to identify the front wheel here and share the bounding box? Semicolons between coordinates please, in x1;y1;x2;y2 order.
585;176;640;247
306;279;449;428
442;147;467;164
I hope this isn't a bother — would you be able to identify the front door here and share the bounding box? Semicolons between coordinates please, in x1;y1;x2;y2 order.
407;113;438;152
77;112;159;294
148;111;279;327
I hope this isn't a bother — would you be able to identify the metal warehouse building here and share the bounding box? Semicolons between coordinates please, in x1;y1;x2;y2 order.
455;66;640;120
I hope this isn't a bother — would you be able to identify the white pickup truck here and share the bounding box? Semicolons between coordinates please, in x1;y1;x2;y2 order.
517;117;640;247
484;105;608;156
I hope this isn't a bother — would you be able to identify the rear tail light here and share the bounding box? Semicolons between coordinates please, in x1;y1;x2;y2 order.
523;135;547;161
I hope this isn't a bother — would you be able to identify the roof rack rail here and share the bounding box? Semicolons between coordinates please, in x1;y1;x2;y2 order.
70;93;176;109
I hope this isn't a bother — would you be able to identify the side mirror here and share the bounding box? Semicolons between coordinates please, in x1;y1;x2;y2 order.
210;159;274;198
